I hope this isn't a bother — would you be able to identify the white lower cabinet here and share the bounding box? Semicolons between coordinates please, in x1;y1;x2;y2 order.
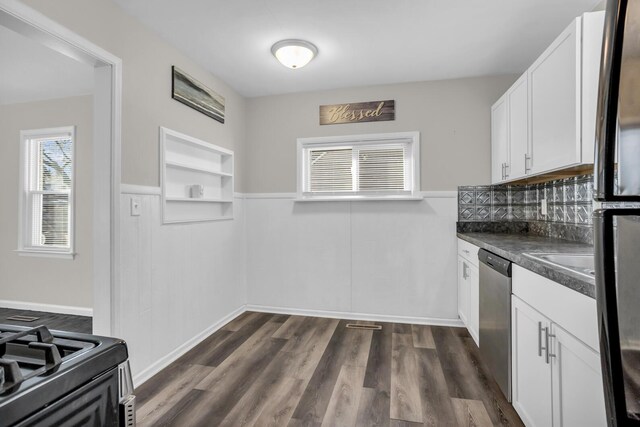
467;262;479;346
551;324;607;427
458;256;470;325
457;239;480;346
512;297;553;427
511;265;607;427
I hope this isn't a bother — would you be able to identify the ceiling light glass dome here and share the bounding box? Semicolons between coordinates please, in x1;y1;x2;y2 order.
271;39;318;69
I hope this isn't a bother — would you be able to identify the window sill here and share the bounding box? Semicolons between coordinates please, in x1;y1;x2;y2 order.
294;195;424;202
14;250;76;260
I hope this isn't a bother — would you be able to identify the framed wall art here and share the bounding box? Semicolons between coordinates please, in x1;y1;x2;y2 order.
172;66;225;123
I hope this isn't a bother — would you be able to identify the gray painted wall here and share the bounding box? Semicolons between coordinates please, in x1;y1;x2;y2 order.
23;0;248;191
245;75;517;193
0;96;93;308
21;0;515;195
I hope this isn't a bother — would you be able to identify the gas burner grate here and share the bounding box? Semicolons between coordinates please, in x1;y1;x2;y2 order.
0;325;61;390
6;315;39;322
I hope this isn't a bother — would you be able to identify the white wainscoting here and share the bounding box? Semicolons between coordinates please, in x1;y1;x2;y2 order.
119;187;246;384
119;188;459;385
245;192;460;324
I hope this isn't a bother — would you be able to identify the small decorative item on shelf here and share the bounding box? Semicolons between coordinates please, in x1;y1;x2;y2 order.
189;184;204;199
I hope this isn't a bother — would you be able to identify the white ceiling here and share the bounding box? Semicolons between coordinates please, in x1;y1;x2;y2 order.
113;0;601;98
0;26;94;106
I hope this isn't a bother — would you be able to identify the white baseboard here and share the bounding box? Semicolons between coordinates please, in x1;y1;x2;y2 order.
0;299;93;317
245;304;464;327
132;304;246;387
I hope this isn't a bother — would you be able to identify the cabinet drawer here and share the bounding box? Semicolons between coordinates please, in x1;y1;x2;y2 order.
457;239;480;266
512;265;598;351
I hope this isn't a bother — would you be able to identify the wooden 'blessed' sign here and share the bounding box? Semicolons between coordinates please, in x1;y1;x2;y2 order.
319;100;395;125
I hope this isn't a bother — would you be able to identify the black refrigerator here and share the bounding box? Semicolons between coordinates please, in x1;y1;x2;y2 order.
594;0;640;425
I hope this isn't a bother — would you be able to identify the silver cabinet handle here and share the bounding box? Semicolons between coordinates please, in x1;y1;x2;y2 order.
545;329;556;364
463;249;470;255
463;262;469;280
505;162;510;179
538;322;544;357
525;154;532;173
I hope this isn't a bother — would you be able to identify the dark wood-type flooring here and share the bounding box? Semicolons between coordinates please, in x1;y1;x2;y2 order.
135;312;524;427
0;307;92;334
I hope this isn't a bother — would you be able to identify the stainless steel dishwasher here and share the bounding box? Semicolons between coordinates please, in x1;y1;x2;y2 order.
478;248;513;402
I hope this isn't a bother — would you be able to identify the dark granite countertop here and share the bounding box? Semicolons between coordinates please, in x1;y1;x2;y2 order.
457;232;596;299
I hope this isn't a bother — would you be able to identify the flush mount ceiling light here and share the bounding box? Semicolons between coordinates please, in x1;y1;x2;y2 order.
271;39;318;69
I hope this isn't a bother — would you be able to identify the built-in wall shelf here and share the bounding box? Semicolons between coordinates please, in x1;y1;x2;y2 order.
165;160;234;177
165;197;233;203
160;127;234;223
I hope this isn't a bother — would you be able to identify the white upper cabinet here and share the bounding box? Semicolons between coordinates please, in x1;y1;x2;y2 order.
528;18;581;173
508;74;530;179
491;72;528;184
490;11;604;184
491;94;509;184
529;18;582;173
580;11;607;165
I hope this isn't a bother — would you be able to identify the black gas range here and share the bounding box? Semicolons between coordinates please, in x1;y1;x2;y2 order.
0;324;135;426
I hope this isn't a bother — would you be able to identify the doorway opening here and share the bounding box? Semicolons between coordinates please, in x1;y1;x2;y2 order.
0;1;121;336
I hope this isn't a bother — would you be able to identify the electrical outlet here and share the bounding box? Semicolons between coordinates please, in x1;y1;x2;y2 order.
130;197;141;216
540;198;548;216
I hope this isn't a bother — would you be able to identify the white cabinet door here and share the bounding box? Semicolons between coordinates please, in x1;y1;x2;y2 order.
550;324;607;427
457;256;470;326
508;73;529;179
467;262;480;346
580;11;605;165
491;95;509;184
529;18;581;174
512;296;553;427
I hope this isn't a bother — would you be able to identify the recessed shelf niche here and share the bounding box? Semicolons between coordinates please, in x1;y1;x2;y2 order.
160;127;234;223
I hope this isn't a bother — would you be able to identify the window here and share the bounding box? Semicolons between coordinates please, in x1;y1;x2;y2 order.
18;127;75;258
297;132;420;200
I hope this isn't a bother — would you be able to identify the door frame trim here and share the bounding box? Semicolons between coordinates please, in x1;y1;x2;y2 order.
0;0;122;336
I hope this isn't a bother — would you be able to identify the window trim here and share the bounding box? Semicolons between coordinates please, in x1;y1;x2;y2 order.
17;126;76;259
296;131;421;201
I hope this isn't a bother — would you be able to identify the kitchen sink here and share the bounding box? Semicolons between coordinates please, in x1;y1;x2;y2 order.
523;252;595;279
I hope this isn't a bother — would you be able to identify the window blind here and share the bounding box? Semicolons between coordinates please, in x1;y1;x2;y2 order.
358;146;405;191
307;143;407;193
27;136;72;248
309;148;353;192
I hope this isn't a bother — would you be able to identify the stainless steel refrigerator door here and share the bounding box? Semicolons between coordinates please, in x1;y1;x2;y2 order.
595;209;640;425
595;0;640;201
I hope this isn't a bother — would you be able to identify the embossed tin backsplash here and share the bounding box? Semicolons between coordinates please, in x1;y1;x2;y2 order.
458;175;594;225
